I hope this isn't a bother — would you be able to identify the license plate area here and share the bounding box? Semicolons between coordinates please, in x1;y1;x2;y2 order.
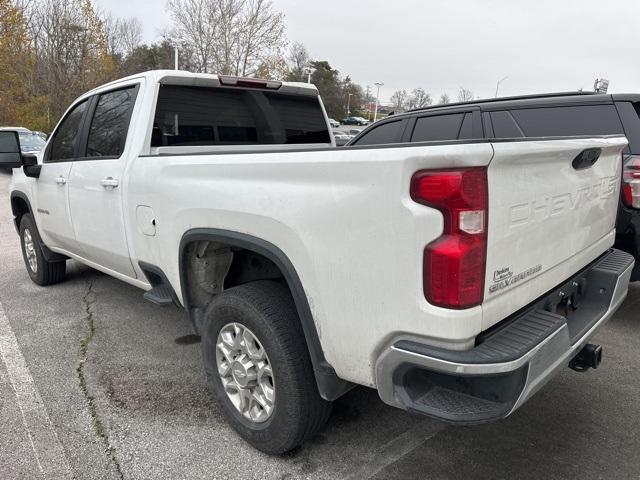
544;276;588;318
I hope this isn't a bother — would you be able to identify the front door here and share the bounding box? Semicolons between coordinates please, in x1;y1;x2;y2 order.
36;99;90;250
67;85;139;278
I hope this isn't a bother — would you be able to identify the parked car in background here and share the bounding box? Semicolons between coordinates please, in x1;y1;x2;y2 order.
328;118;340;128
0;127;47;155
347;91;640;281
332;129;353;146
341;116;368;126
18;130;47;155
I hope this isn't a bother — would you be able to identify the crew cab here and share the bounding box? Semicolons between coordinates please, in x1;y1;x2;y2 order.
2;71;634;455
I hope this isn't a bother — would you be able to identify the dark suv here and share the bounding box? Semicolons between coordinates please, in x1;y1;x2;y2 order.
348;92;640;280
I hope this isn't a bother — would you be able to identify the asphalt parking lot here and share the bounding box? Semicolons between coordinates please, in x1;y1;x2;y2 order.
1;170;639;480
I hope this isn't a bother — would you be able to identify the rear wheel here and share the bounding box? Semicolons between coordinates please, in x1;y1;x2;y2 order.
201;280;332;455
19;213;66;286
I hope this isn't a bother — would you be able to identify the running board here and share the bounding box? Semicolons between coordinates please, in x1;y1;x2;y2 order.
143;285;175;306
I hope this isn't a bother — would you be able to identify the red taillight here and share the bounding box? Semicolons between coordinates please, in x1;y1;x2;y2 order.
411;168;488;309
622;155;640;209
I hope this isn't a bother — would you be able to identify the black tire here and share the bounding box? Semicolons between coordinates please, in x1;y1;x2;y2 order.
19;213;66;286
201;280;332;455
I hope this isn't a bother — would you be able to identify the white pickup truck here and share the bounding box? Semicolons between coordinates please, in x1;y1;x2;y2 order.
3;70;635;455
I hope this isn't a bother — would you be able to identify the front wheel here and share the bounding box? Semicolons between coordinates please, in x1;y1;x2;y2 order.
201;280;332;455
19;213;66;286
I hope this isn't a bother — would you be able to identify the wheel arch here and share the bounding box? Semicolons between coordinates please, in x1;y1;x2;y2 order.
10;190;32;233
179;228;353;401
10;191;67;263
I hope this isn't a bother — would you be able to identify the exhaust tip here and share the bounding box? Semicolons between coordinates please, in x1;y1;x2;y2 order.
569;344;603;372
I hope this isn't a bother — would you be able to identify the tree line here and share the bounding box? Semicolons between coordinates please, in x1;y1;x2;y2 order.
0;0;474;132
388;86;475;113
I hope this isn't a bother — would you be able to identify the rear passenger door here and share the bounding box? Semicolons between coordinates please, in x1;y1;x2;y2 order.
67;84;140;278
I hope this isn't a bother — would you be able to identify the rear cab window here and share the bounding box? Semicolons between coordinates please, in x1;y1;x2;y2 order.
151;85;331;148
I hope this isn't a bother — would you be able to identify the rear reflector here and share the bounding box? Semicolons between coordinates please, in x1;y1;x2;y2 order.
411;168;488;309
218;75;282;90
622;154;640;209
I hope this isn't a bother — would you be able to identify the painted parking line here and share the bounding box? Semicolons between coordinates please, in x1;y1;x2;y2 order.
343;419;446;479
0;300;73;479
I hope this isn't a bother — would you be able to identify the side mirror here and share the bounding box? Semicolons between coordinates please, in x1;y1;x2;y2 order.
22;154;41;178
0;131;23;169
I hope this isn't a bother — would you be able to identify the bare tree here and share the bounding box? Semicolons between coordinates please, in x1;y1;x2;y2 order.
166;0;286;76
11;0;37;27
407;87;431;110
103;15;142;62
389;89;408;112
457;87;474;102
166;0;218;72
29;0;115;124
235;0;286;76
438;93;451;104
287;41;309;81
118;17;142;55
102;13;122;56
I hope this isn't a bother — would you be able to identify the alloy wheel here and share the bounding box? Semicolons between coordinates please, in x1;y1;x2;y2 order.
23;229;37;273
216;322;275;423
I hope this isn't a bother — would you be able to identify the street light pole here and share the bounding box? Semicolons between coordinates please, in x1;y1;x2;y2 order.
346;93;353;117
365;85;372;121
494;76;508;98
374;82;383;122
174;47;179;70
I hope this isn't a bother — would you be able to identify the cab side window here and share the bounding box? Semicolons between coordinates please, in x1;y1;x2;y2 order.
411;113;470;142
48;99;89;162
86;87;137;158
351;120;404;146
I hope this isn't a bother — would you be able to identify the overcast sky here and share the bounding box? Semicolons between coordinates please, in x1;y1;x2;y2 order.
94;0;640;103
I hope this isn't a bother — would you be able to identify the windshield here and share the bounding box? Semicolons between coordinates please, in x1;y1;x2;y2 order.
18;132;46;152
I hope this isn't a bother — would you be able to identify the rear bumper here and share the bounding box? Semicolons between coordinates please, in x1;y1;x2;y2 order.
375;249;634;424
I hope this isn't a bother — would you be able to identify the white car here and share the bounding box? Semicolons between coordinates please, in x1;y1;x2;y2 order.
4;70;634;455
328;118;340;128
332;129;353;146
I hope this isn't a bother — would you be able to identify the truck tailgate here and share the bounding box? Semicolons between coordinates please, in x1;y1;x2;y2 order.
482;136;628;330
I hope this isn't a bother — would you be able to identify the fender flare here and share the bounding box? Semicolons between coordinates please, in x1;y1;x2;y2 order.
10;190;31;233
179;228;353;401
10;191;67;263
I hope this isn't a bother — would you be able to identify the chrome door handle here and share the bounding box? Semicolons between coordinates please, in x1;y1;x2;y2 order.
100;177;119;189
55;176;66;185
